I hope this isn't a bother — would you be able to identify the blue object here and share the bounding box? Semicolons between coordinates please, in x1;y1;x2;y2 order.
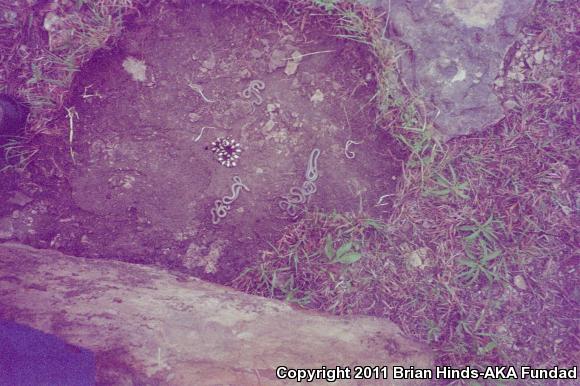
0;319;95;386
0;94;29;136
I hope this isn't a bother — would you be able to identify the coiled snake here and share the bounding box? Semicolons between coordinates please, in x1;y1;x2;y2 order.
278;148;321;218
242;80;265;106
211;176;250;224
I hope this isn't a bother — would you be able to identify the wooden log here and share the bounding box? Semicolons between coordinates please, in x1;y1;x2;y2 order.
0;243;433;385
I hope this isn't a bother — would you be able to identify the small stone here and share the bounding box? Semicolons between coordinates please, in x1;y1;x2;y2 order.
0;217;14;239
268;49;286;72
502;99;519;110
284;61;299;76
291;50;303;63
43;11;61;32
188;112;201;122
122;57;147;82
534;49;544;65
310;89;324;104
405;247;429;269
514;275;528;290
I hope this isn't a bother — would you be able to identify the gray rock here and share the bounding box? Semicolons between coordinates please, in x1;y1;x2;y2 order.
367;0;534;138
268;49;286;72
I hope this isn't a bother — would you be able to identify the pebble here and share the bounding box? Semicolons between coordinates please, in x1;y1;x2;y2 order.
310;89;324;104
405;247;428;269
269;49;286;72
534;49;544;65
514;274;528;290
266;103;279;113
284;61;299;76
502;99;519;110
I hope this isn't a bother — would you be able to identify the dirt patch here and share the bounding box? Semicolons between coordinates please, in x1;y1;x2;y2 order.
3;1;403;283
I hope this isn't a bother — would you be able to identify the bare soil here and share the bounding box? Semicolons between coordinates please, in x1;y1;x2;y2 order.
2;1;403;284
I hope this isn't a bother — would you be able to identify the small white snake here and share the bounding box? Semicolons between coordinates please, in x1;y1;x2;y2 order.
193;126;216;142
344;139;363;159
278;148;321;218
211;176;250;224
242;80;265;106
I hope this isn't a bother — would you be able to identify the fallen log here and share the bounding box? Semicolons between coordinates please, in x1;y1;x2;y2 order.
0;243;433;385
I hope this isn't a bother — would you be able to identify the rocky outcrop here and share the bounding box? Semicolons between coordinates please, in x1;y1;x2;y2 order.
370;0;535;138
0;243;433;385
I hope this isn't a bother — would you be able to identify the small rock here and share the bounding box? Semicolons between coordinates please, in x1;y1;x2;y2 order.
43;12;76;50
514;274;528;290
405;247;429;269
502;99;519;110
122;57;147;82
43;11;61;31
310;89;324;104
0;217;14;239
269;49;286;72
266;103;279;113
291;50;303;63
284;61;299;76
534;49;544;65
284;50;303;76
188;112;201;122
